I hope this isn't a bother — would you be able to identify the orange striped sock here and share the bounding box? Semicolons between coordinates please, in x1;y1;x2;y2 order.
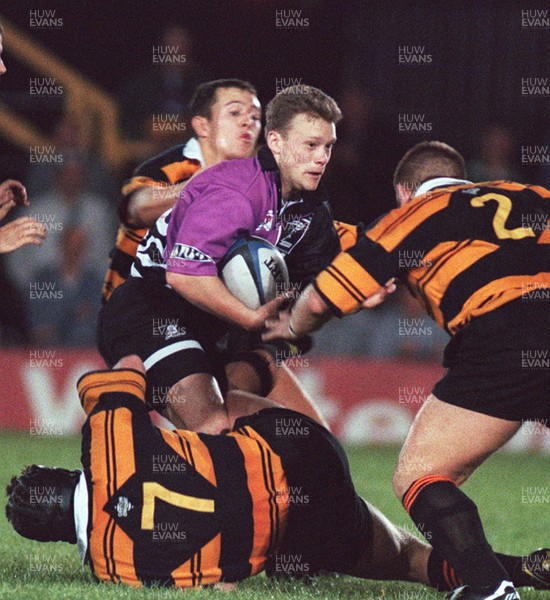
402;474;455;514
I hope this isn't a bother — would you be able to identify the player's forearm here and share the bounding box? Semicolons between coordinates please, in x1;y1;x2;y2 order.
166;272;262;331
127;182;186;227
288;285;333;337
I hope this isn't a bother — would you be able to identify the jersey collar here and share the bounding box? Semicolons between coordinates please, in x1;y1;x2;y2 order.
182;137;206;167
414;177;472;198
257;145;278;171
74;471;88;563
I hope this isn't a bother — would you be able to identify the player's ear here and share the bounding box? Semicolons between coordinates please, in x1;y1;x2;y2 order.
266;130;283;157
396;184;412;207
191;115;210;139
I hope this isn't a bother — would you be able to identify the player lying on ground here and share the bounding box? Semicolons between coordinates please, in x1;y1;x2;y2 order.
98;84;348;434
263;141;550;600
6;356;549;591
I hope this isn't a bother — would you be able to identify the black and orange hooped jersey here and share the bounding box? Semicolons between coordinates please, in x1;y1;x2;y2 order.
333;220;358;252
78;371;288;588
102;144;202;304
315;181;550;334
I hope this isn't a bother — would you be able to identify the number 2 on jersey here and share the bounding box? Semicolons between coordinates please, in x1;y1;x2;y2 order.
471;193;535;239
141;482;215;530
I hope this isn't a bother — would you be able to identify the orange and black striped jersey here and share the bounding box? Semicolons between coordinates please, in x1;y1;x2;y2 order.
77;370;288;587
315;180;550;334
334;220;358;251
101;143;202;304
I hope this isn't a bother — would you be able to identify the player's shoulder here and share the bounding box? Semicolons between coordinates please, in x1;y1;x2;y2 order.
471;179;550;196
187;155;263;194
135;143;187;172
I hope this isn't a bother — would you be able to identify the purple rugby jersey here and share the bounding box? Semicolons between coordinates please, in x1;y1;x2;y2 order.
166;156;279;276
130;146;340;289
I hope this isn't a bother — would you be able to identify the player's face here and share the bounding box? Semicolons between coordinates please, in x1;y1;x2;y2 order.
204;87;261;162
0;35;7;77
270;113;336;199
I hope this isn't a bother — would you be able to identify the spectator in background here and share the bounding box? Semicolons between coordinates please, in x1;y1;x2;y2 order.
7;157;115;294
25;113;116;200
467;123;520;182
0;21;48;345
0;180;46;346
0;179;45;253
28;226;102;346
324;85;405;225
118;24;209;141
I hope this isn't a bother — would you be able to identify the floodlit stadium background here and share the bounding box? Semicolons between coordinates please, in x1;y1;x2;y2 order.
0;1;548;451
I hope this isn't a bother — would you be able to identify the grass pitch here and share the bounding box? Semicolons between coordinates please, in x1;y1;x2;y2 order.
0;431;548;599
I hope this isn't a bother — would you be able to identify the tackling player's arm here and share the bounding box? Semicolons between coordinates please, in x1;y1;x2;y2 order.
334;219;358;251
263;228;399;341
126;180;189;227
120;149;202;228
126;170;204;227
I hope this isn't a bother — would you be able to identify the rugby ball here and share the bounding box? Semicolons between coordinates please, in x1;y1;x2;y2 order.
219;236;289;309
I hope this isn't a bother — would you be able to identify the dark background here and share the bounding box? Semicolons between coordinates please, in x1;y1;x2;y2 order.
0;0;549;223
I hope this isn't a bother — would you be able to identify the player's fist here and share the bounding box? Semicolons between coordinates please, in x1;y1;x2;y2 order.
0;179;28;212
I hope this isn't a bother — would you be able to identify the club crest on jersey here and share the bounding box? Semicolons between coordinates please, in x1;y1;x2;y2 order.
170;243;213;262
115;496;133;518
165;324;186;340
277;214;313;254
255;210;275;232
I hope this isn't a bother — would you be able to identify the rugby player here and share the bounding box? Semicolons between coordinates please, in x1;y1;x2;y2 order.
0;23;46;254
98;85;344;434
101;78;330;431
7;356;549;592
102;78;262;302
263;141;550;600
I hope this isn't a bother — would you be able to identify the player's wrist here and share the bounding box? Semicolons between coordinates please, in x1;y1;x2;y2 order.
244;308;264;332
287;319;300;339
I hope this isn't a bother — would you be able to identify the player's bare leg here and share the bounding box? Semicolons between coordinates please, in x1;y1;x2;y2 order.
268;362;329;428
113;354;146;374
225;389;281;430
393;394;521;496
225;349;328;428
346;498;549;592
165;373;230;434
346;499;431;584
392;394;522;596
225;359;263;393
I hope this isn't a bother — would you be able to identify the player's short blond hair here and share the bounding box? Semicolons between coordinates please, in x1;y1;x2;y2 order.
393;141;466;190
265;85;342;138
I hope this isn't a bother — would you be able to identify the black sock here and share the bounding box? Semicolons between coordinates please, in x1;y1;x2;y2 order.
403;476;510;593
495;553;536;588
428;547;540;590
427;550;462;591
